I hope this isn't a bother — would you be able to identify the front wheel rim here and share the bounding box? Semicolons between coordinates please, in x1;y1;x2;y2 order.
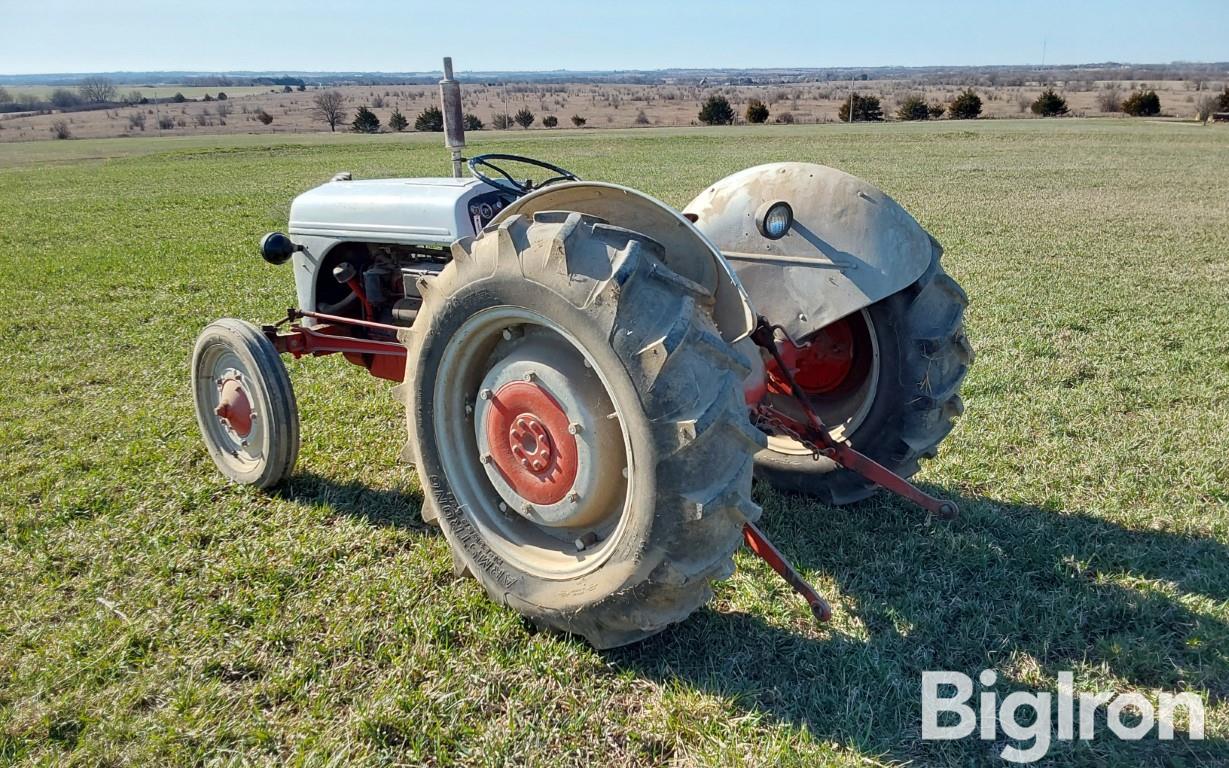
196;344;268;472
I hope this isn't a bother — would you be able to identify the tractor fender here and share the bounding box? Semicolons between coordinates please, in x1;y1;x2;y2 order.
492;182;755;342
683;162;936;339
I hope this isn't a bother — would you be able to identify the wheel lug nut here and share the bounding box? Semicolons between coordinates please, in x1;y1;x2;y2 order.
574;532;598;551
523;371;537;382
481;454;493;464
567;491;580;503
479;388;493;400
567;423;582;435
522;503;534;515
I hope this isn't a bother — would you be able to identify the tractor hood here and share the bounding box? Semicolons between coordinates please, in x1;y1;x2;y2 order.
289;176;496;246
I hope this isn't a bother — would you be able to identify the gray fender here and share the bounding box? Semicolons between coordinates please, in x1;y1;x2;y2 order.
492;182;755;342
683;162;936;339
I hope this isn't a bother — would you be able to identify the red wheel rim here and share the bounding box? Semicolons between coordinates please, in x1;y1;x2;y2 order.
483;381;578;505
214;376;254;437
793;316;855;394
766;315;863;397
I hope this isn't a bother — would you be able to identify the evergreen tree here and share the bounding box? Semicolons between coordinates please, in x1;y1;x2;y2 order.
896;95;930;121
838;93;884;122
415;106;443;132
948;88;982;119
351;106;380;133
1030;88;1069;117
698;95;735;125
1121;90;1161;117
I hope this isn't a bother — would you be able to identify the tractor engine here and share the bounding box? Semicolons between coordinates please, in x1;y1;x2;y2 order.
312;242;448;328
268;174;515;330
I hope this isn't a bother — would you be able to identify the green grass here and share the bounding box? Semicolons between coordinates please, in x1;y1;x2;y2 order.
1;120;1227;766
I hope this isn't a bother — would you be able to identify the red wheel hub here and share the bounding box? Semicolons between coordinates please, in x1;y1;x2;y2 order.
766;316;856;396
483;381;578;505
214;377;254;437
510;414;554;473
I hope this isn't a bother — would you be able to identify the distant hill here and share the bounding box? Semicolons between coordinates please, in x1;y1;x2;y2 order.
2;62;1226;87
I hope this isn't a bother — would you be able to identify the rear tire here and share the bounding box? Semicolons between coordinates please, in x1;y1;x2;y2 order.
400;212;762;648
754;246;972;504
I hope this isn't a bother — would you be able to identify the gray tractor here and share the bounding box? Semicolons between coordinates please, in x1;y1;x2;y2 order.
192;59;971;647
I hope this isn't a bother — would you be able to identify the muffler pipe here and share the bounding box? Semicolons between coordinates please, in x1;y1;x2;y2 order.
439;57;465;178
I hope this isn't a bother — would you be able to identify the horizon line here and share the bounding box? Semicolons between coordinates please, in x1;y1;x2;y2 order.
3;60;1228;80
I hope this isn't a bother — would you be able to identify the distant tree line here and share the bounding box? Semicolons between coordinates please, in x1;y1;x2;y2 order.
306;91;491;134
0;76;234;115
687;81;1199;126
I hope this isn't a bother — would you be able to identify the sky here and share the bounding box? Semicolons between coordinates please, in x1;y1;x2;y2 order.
0;0;1225;75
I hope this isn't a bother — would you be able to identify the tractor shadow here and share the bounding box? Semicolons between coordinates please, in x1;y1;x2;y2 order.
607;486;1229;764
273;471;1227;762
274;471;434;534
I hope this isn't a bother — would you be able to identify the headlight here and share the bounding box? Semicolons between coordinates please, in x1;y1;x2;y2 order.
260;232;299;265
756;201;793;240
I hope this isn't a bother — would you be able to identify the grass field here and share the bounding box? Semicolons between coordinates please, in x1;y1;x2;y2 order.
1;120;1227;766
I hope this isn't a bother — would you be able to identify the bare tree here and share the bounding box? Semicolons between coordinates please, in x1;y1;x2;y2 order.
1096;84;1122;113
78;76;117;103
312;90;347;132
1195;94;1219;122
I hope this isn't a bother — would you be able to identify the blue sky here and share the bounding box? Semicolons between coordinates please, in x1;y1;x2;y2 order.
1;0;1225;74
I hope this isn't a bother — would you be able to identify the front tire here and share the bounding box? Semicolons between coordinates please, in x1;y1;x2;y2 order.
400;212;762;648
191;319;300;489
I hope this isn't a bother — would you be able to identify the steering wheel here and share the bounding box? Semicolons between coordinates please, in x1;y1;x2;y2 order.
468;153;580;197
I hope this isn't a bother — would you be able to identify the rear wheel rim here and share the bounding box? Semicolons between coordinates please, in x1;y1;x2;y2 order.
765;308;880;456
433;306;633;579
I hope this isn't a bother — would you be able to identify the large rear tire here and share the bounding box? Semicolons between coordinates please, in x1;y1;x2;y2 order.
400;212;762;648
754;247;972;504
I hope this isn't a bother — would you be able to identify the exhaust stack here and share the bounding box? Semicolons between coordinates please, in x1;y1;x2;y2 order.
439;57;465;178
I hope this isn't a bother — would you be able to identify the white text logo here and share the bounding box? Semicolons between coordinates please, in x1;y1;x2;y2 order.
921;670;1204;763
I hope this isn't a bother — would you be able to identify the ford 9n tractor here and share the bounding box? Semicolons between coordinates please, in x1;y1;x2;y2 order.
192;59;971;648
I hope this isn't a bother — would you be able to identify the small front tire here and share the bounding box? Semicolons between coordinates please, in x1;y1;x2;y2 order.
191;319;300;489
